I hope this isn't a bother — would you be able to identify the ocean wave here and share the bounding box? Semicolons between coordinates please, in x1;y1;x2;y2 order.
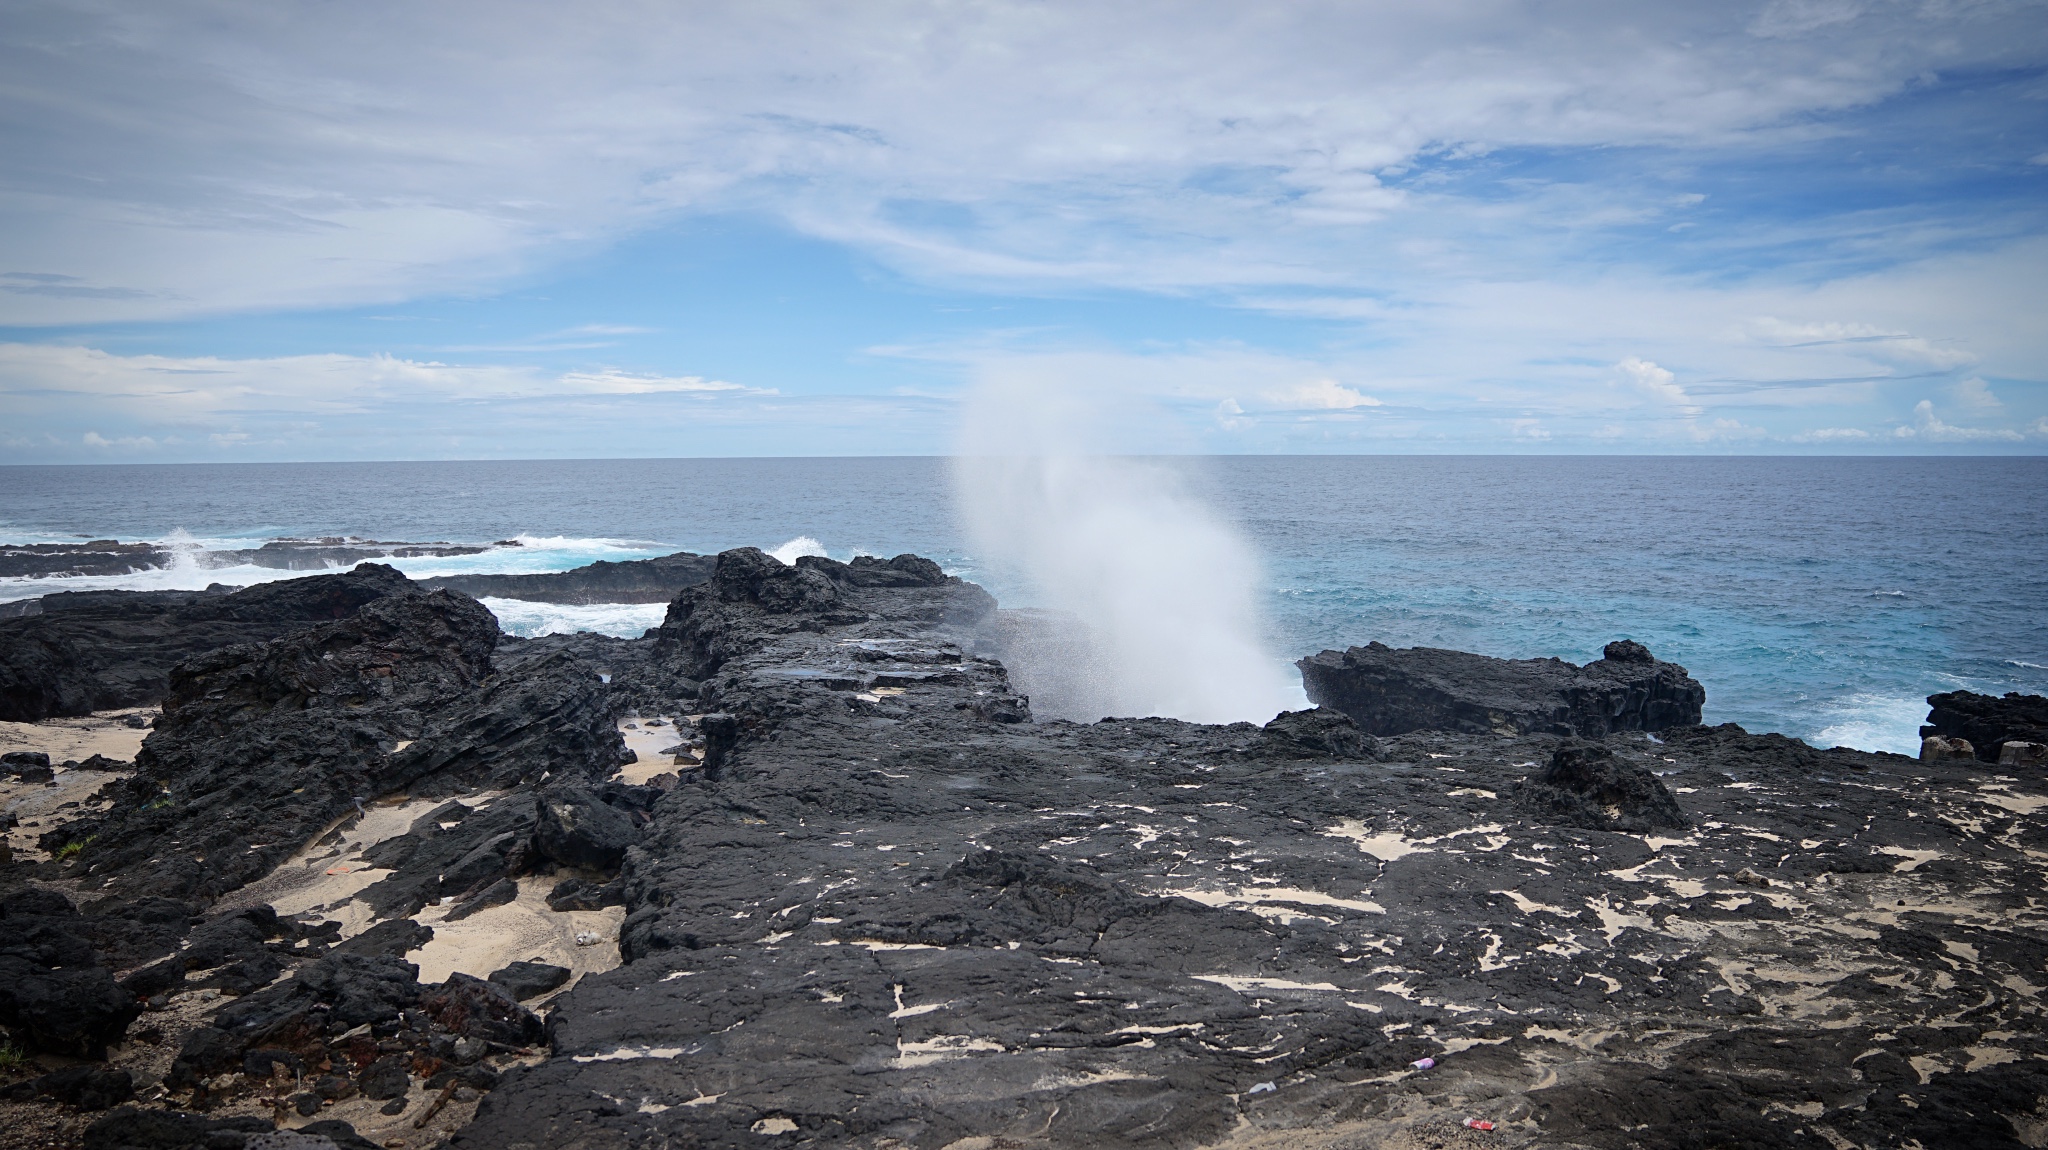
768;536;829;565
1809;693;1928;757
480;598;668;639
0;533;673;604
2009;659;2047;670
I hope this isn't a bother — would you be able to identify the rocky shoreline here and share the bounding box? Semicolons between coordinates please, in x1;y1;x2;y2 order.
4;550;2046;1149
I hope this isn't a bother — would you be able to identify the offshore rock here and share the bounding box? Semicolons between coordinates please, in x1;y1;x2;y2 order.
418;550;717;604
50;579;625;902
1922;690;2048;765
1297;638;1705;738
0;564;412;722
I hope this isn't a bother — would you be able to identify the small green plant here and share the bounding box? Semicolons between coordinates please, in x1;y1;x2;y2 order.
0;1043;29;1072
53;841;84;861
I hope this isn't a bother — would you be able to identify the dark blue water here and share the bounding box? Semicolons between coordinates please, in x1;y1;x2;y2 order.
3;457;2042;754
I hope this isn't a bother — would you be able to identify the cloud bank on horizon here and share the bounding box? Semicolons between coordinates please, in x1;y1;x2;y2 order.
1;0;2044;459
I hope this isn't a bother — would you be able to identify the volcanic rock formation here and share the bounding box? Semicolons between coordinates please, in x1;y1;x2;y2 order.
1297;638;1706;738
3;554;2045;1150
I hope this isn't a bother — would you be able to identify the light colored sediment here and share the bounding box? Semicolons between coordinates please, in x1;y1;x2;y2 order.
407;873;626;989
617;714;699;784
0;707;151;762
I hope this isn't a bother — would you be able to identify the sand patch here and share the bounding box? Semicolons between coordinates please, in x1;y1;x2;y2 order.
0;707;151;762
217;795;456;933
617;715;697;783
408;873;625;987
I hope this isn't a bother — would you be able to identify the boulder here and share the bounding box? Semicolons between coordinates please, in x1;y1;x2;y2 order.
534;785;640;871
3;749;52;774
1921;735;1975;762
2;1065;136;1109
1298;639;1705;738
1515;739;1689;833
1922;690;2048;764
0;885;143;1057
2001;740;2048;768
1253;707;1376;760
486;960;572;1001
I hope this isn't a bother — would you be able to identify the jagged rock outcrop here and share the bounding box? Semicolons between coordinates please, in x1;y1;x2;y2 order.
0;565;413;722
1515;737;1688;832
44;577;626;902
1297;637;1705;738
419;550;716;604
0;540;170;580
1922;690;2048;765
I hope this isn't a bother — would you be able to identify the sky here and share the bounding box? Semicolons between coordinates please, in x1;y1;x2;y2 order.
2;0;2045;461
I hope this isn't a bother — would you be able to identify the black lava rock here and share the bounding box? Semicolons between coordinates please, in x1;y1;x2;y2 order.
486;960;572;1001
2;1064;136;1109
1922;690;2048;763
534;785;640;871
1298;639;1705;738
1516;738;1689;832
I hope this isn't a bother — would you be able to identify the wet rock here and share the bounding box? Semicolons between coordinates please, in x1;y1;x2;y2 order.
486;960;571;1001
1;1064;136;1109
1298;638;1705;737
1922;689;2048;765
534;785;640;870
1515;739;1688;832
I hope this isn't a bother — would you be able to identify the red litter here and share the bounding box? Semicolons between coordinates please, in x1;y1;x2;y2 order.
1463;1118;1495;1131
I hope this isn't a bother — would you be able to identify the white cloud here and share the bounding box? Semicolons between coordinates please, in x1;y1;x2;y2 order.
1617;356;1702;416
1893;399;2025;442
1791;426;1873;442
1953;376;2002;411
1265;379;1382;410
2;1;2043;322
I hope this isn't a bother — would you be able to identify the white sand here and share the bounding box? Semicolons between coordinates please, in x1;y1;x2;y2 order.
407;873;625;991
0;706;151;762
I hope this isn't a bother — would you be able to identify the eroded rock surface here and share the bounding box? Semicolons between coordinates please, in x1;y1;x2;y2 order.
0;566;413;723
6;553;2046;1150
443;551;2046;1150
1923;690;2048;766
1298;639;1706;738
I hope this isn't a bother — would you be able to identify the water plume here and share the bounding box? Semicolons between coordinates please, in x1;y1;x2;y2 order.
951;375;1300;725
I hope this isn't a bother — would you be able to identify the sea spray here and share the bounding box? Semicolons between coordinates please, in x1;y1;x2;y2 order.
951;379;1299;725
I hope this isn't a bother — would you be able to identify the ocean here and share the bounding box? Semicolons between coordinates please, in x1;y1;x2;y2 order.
2;456;2043;756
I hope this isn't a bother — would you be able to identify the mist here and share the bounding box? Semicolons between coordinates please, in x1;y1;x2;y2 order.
951;375;1303;725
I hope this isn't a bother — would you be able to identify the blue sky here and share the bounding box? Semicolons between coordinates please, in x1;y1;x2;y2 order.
2;0;2045;460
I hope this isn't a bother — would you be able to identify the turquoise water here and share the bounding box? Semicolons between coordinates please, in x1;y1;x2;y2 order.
2;456;2042;754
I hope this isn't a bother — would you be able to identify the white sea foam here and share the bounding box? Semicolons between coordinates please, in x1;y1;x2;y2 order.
0;533;669;605
479;598;668;639
1810;693;1928;757
768;536;829;565
952;377;1302;726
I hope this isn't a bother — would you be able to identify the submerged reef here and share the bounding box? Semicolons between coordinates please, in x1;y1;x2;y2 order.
3;550;2045;1149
